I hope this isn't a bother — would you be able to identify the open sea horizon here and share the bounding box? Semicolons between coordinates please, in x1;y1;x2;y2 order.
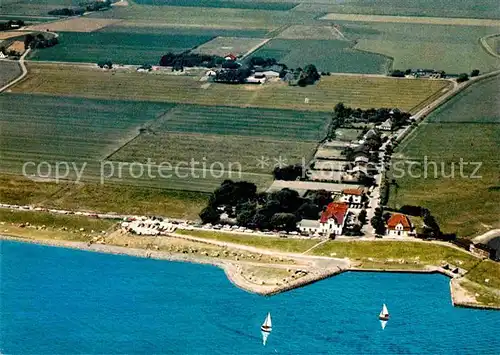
1;240;499;354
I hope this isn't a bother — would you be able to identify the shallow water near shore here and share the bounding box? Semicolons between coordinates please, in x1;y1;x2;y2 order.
1;240;499;354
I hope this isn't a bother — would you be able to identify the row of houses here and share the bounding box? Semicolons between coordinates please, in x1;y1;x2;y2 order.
298;194;413;239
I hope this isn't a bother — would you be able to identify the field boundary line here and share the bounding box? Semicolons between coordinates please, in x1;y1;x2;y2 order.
479;33;500;59
104;106;179;161
240;38;271;59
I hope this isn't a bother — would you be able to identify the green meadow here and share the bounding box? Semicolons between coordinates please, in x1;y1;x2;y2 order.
389;76;500;237
252;39;391;73
132;0;298;11
29;31;213;64
292;0;500;19
341;22;500;74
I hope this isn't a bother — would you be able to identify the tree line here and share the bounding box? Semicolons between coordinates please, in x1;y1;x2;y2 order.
199;180;334;231
24;33;58;50
0;20;24;31
48;0;112;16
159;52;226;70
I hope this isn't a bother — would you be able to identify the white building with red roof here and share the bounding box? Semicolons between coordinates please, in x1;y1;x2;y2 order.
319;202;349;237
386;213;413;237
298;202;349;237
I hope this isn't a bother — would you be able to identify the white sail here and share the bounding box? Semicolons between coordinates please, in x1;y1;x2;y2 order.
380;304;389;317
261;331;269;346
263;313;272;328
380;320;387;330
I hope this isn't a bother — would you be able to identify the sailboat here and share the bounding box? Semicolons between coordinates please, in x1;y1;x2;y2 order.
379;304;390;321
260;313;272;346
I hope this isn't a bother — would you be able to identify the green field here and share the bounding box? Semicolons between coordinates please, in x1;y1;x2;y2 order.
98;24;270;38
132;0;298;11
0;61;21;87
251;38;391;74
0;172;206;220
176;229;480;270
340;22;500;74
0;0;81;16
389;76;500;237
110;104;328;174
0;93;174;163
175;229;319;253
29;31;214;65
89;4;315;29
0;93;277;192
0;208;115;231
13;63;451;113
292;0;500;19
310;240;479;270
142;105;330;140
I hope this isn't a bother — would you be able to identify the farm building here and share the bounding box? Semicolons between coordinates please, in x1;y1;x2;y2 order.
306;170;343;182
354;155;369;166
378;118;393;131
298;219;321;235
312;160;349;171
245;75;266;84
267;180;362;196
386;213;413;237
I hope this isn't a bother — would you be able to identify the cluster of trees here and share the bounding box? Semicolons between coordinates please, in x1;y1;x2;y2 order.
248;56;279;68
272;164;303;181
0;20;24;31
214;67;251;83
199;180;333;231
333;102;411;128
370;207;386;236
296;64;320;86
97;60;113;69
159;52;225;69
48;0;111;16
24;33;58;50
456;73;469;83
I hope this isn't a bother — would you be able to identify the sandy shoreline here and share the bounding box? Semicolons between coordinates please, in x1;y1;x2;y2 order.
2;235;499;310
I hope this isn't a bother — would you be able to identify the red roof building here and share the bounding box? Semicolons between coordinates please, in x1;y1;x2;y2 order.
342;188;363;196
320;202;349;224
386;213;412;237
224;53;237;61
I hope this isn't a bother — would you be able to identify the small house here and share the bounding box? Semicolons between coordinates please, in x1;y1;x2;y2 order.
262;70;280;78
298;219;321;235
340;188;364;208
378;118;393;131
386;213;412;237
224;53;237;61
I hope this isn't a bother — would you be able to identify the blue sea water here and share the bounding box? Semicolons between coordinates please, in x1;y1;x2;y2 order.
1;241;499;355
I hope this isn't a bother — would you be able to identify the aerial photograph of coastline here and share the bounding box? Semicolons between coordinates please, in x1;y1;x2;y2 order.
0;0;499;354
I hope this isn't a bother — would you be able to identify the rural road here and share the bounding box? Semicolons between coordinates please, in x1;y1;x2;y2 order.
0;48;30;93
